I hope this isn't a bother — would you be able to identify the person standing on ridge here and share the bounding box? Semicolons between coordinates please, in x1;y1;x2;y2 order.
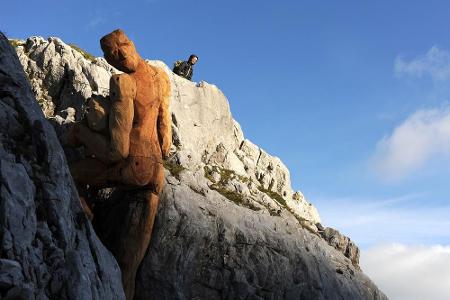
173;54;198;81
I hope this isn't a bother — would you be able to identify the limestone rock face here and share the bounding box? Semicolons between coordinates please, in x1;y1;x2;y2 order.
320;227;361;268
11;35;387;299
136;170;386;300
14;37;116;120
0;34;124;299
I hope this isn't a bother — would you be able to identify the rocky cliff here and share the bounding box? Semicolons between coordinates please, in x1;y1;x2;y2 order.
3;35;388;299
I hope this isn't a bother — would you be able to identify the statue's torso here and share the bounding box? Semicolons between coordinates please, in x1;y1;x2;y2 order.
128;62;165;159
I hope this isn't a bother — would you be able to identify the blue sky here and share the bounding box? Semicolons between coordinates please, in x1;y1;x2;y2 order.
3;2;450;297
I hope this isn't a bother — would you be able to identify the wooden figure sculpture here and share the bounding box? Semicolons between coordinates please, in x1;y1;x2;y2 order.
69;29;171;299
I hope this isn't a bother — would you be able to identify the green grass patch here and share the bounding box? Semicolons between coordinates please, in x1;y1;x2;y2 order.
205;166;319;234
257;186;286;207
210;184;244;205
204;166;250;184
204;166;260;211
163;160;185;180
9;39;24;48
257;184;317;234
285;205;319;236
204;166;216;182
69;44;96;62
210;184;261;211
217;167;234;182
220;167;252;184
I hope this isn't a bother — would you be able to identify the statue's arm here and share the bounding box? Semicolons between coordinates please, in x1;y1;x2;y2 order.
157;73;172;158
108;73;136;162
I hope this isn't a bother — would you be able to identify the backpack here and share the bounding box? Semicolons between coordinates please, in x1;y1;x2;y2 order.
173;60;184;73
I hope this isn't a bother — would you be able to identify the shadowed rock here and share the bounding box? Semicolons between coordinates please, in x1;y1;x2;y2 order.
0;32;124;300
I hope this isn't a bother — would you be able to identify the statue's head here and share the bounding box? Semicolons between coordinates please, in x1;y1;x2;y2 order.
100;29;140;73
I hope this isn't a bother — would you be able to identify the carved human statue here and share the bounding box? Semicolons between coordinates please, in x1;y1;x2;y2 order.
69;29;171;299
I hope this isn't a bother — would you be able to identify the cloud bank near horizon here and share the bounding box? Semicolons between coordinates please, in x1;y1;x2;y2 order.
361;243;450;300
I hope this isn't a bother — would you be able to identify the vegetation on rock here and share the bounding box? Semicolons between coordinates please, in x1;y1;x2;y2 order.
8;39;24;48
69;43;96;62
204;166;261;211
163;159;186;180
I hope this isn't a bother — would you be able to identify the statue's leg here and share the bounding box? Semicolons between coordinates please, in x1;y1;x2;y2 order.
120;190;160;300
92;158;164;300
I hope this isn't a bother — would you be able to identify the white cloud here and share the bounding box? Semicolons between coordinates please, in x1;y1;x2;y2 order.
316;194;450;298
314;193;450;248
371;105;450;180
361;243;450;300
395;46;450;81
